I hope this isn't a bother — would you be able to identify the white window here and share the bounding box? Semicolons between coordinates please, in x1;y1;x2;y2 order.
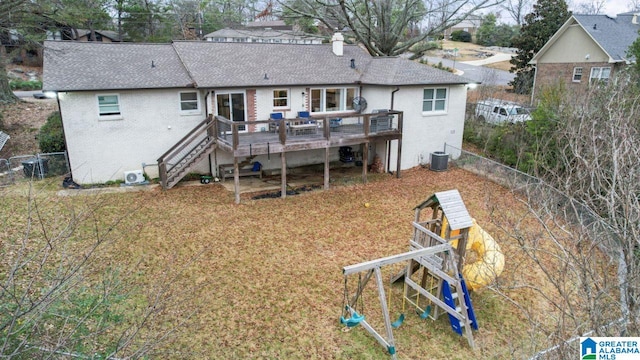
310;87;357;113
573;67;583;82
179;91;200;113
97;94;121;118
422;88;447;113
273;89;289;108
590;67;611;84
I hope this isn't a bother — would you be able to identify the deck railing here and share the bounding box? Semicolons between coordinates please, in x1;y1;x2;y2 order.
214;110;403;150
157;115;216;189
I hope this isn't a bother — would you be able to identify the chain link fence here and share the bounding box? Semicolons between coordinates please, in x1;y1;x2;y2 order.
445;143;625;359
0;151;70;187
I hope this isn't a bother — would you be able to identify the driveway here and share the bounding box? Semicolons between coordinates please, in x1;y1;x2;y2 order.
425;53;515;86
13;90;47;99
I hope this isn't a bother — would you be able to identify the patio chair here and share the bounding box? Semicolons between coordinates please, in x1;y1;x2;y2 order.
329;118;342;131
269;112;284;132
297;111;314;124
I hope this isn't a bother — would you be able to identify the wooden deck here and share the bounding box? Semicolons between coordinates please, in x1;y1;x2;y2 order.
157;111;404;203
214;111;403;157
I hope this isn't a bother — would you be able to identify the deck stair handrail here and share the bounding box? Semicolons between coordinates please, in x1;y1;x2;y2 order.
157;115;216;189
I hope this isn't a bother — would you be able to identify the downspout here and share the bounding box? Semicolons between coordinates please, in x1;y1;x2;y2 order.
390;86;400;110
530;65;537;106
387;87;400;173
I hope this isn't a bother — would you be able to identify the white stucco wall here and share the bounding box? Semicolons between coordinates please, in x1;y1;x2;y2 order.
61;83;466;183
371;84;467;171
59;88;209;184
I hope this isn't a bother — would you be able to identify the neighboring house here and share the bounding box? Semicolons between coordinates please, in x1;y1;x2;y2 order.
443;15;483;40
43;34;470;197
246;20;291;31
204;28;323;44
530;12;640;101
47;28;124;42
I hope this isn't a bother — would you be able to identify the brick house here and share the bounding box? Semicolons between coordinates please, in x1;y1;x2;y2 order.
530;12;640;102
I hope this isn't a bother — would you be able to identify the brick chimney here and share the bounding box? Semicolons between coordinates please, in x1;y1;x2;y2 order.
332;32;344;56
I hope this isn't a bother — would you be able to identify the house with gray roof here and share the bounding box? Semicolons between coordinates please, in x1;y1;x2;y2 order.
204;28;323;44
530;12;640;101
43;34;471;197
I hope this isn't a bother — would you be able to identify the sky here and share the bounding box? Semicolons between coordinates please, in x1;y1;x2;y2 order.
594;0;632;15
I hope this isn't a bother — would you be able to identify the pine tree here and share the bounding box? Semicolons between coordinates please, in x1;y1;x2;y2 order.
509;0;571;94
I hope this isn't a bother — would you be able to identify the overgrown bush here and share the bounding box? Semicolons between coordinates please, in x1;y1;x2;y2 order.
38;111;66;153
420;60;454;73
451;30;472;42
9;80;43;91
463;116;535;173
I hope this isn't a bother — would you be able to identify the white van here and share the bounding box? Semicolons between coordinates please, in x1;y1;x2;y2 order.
475;98;532;124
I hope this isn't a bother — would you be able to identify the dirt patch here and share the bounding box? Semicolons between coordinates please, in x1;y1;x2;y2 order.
429;40;513;62
484;60;514;72
0;98;57;158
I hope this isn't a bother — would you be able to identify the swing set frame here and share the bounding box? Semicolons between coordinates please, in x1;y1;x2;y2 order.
341;243;453;359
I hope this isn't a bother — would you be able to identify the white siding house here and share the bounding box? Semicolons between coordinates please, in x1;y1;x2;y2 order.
43;38;470;188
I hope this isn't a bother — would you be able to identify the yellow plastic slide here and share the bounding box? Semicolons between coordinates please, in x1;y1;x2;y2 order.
443;218;505;291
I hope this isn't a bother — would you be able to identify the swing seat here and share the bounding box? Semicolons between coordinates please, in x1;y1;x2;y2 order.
391;313;405;329
417;305;432;319
340;311;365;327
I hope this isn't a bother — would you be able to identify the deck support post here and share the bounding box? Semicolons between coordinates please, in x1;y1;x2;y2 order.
362;142;369;184
395;138;402;178
324;147;330;190
281;152;287;199
233;157;240;204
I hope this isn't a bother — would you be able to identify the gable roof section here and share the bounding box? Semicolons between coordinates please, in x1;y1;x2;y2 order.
44;41;470;91
574;13;640;62
361;56;469;86
531;13;640;64
43;41;195;91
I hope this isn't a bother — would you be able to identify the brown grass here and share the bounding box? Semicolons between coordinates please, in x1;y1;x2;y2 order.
0;166;615;359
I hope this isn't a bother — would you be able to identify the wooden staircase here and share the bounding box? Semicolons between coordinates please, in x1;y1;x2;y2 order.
157;116;216;189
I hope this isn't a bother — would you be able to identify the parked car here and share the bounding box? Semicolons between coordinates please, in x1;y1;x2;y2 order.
475;98;531;124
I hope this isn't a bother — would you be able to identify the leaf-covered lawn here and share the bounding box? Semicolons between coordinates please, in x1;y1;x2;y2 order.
1;166;603;359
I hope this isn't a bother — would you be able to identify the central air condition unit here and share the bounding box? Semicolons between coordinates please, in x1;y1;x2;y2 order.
124;170;145;185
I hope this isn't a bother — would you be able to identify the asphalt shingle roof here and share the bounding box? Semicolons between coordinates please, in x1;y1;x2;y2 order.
43;41;195;91
573;13;640;62
43;40;471;91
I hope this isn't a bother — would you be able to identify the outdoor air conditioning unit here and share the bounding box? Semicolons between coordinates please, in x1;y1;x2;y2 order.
124;170;145;185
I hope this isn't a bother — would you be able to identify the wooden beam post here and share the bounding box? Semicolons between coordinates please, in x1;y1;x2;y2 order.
362;142;369;184
233;157;240;204
324;147;330;190
395;138;402;178
281;152;287;199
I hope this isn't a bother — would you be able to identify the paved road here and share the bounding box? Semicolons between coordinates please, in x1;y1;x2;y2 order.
13;90;46;99
425;56;515;86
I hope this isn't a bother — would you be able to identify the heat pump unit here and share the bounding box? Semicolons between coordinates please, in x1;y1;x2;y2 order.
124;170;145;185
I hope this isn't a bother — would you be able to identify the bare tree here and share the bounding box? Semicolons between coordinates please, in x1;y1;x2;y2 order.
483;75;640;357
627;0;640;12
278;0;503;56
1;182;199;358
574;0;605;14
501;0;533;25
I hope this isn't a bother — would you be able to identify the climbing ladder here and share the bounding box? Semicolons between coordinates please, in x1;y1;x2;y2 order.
402;238;477;348
441;275;478;336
